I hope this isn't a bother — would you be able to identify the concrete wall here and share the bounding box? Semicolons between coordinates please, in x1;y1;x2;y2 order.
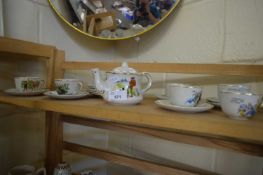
1;0;263;174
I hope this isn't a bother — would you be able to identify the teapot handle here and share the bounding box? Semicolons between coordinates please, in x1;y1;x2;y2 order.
35;168;46;175
141;72;152;94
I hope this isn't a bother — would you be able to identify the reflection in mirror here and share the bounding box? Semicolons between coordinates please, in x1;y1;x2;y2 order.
49;0;180;40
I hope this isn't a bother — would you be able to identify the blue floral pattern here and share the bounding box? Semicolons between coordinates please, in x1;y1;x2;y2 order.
185;91;201;105
238;103;257;117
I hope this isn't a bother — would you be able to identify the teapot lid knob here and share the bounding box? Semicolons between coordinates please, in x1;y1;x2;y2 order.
121;62;128;68
112;62;137;74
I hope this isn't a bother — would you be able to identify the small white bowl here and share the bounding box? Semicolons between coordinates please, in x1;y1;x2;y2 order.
220;91;262;120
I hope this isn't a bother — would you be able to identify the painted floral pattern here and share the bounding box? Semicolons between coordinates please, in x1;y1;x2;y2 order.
238;103;257;117
21;80;41;91
185;90;201;105
56;83;69;95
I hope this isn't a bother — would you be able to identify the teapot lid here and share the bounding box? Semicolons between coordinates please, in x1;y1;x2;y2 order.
112;62;137;74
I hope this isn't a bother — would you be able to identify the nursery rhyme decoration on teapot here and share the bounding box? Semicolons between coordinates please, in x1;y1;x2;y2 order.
48;0;181;40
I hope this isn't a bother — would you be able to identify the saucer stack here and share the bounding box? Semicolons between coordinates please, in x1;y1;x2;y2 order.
87;85;103;96
206;97;220;107
44;91;90;100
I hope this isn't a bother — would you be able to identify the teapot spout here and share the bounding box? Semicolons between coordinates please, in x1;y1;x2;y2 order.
91;68;108;95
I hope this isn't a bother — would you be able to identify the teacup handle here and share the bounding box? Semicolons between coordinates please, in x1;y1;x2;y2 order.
141;72;152;94
78;82;83;91
40;80;46;89
35;168;46;175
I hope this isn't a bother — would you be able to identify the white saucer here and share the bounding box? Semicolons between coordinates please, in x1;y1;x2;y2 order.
206;97;221;107
155;94;168;100
44;91;90;99
155;100;214;113
4;88;47;96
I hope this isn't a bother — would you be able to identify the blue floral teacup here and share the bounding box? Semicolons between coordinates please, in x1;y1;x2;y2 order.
169;83;202;107
220;90;262;120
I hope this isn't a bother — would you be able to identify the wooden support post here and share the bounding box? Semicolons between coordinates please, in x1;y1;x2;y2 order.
54;50;65;80
45;111;63;175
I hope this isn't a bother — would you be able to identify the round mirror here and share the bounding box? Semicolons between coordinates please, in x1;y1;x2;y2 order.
48;0;180;40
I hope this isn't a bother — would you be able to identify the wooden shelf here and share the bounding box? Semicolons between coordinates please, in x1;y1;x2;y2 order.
1;37;263;175
0;93;262;145
0;36;55;58
0;37;64;89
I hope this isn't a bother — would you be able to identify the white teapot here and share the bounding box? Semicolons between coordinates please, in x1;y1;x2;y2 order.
91;62;152;105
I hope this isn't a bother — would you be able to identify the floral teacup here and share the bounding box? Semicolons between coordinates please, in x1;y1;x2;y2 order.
54;79;83;95
15;77;45;92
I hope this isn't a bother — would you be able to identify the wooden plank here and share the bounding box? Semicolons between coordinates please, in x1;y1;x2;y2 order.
88;17;95;35
45;112;63;175
0;94;262;147
62;115;263;157
37;98;263;145
0;36;55;58
53;50;65;85
63;141;217;175
61;62;263;76
46;52;55;89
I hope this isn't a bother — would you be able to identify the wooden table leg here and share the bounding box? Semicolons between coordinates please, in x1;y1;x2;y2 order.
45;111;63;175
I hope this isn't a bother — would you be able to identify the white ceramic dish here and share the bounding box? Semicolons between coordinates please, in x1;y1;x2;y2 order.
4;88;47;96
206;97;221;107
155;100;214;113
44;91;89;100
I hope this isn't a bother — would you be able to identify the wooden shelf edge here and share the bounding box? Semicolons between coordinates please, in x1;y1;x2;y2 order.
62;115;263;157
63;141;218;175
0;36;56;58
0;94;262;146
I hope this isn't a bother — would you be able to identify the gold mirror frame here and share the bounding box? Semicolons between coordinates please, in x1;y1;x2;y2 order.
48;0;181;40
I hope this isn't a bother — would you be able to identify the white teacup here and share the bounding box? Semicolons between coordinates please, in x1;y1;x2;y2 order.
8;165;46;175
55;79;83;95
220;90;262;120
165;83;187;97
169;83;202;107
217;84;251;102
15;77;45;92
165;83;171;97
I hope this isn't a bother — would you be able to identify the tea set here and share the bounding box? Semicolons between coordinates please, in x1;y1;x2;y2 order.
156;83;263;120
3;62;263;120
